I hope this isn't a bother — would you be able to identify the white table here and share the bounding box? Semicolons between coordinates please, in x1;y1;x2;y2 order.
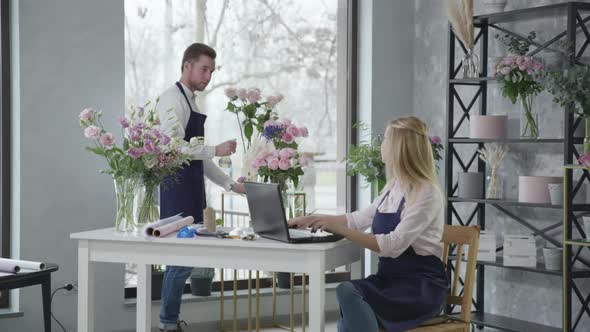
70;228;361;332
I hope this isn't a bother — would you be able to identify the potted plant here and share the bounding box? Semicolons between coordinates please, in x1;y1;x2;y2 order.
190;267;215;296
545;64;590;153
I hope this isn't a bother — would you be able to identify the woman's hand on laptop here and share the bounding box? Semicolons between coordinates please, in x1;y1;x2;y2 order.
288;215;347;235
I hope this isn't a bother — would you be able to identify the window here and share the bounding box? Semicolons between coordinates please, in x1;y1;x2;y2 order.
0;0;11;309
124;0;356;297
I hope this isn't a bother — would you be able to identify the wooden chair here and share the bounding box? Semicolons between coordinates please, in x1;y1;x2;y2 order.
408;224;481;332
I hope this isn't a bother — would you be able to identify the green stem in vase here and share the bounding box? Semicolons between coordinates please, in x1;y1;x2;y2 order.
136;182;159;228
521;94;539;138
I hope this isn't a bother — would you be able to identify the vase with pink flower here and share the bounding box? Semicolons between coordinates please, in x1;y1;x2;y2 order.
494;54;545;138
79;103;192;232
224;87;285;179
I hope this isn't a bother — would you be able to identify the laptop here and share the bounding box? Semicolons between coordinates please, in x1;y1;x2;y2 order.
244;182;343;244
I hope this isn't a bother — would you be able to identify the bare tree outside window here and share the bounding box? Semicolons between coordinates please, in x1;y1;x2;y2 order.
124;0;347;294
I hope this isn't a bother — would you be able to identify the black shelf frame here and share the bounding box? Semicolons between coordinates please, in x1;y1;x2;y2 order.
445;2;590;331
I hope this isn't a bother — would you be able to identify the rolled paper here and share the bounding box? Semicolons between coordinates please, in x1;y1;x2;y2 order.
0;260;20;273
144;213;183;237
0;258;44;271
153;216;195;238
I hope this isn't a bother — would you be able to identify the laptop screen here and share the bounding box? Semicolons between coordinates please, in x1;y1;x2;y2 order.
244;182;291;242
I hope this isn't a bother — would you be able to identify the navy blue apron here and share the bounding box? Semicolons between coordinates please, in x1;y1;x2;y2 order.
350;191;448;332
160;82;207;222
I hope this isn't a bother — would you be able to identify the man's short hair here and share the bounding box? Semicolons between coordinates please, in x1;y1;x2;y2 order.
181;43;216;72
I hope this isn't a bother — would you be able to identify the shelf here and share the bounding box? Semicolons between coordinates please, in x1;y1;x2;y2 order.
455;312;561;332
449;138;566;144
453;256;590;278
474;2;590;25
448;197;590;210
449;77;495;85
565;239;590;248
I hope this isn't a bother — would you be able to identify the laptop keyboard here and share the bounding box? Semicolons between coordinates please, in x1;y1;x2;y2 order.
289;229;334;238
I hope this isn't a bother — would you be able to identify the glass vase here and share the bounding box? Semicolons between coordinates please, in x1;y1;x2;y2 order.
485;167;503;199
113;177;137;232
520;94;539;138
133;180;160;232
584;117;590;154
462;48;480;78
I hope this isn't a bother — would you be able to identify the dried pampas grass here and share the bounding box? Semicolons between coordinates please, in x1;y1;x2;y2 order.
446;0;474;49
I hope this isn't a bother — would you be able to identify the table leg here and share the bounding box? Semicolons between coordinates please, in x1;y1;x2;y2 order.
308;257;325;332
41;275;51;332
136;264;152;332
78;240;94;332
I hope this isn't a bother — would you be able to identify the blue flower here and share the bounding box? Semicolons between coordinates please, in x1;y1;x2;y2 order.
262;124;285;142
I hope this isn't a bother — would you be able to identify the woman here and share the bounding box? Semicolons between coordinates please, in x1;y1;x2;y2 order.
289;117;448;332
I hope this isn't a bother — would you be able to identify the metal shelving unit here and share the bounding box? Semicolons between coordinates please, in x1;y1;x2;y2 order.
445;2;590;331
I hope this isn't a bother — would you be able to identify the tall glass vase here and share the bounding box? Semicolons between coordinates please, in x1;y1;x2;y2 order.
133;180;160;232
520;94;539;138
584;117;590;154
462;48;480;78
113;177;137;232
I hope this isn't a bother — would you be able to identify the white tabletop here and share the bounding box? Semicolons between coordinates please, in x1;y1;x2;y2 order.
70;227;351;251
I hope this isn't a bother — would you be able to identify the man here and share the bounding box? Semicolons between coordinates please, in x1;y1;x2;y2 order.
156;43;244;332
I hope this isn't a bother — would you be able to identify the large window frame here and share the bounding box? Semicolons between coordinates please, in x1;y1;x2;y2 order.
0;0;11;309
124;0;358;299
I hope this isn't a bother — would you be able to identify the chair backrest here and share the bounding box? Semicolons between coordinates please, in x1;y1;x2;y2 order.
441;225;480;324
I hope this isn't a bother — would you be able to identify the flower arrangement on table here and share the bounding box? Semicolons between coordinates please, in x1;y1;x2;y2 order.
343;122;443;198
493;54;545;138
79;102;193;232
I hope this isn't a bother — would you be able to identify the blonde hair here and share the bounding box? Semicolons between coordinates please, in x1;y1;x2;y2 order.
382;116;440;202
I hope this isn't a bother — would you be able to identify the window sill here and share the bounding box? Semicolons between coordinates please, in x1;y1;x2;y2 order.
0;310;24;319
124;282;340;307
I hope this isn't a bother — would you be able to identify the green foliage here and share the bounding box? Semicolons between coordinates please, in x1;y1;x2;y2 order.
545;64;590;117
495;31;536;55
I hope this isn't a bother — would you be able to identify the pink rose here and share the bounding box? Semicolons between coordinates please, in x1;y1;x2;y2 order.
79;108;93;122
84;125;101;139
278;159;290;171
127;147;144;159
519;65;527;71
251;157;267;169
431;135;441;145
299;127;309;137
527;69;534;75
150;128;162;139
281;132;294;144
286;126;300;137
579;153;590;168
160;134;171;145
143;138;158;154
502;57;514;66
515;56;524;65
265;151;280;163
118;116;130;128
500;66;511;75
279;148;296;160
129;128;141;141
100;132;115;148
266;96;279;108
237;89;248;100
281;118;292;126
225;87;238;99
247;88;261;103
268;158;279;170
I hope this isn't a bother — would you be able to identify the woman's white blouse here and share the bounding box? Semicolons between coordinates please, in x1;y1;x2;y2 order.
345;181;444;259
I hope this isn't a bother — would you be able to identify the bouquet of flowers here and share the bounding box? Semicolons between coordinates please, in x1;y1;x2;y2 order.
494;54;545;138
79;102;192;231
251;118;309;190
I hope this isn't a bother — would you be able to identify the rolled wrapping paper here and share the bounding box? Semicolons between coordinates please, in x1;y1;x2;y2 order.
0;260;20;273
153;216;195;238
144;213;183;237
0;258;45;271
